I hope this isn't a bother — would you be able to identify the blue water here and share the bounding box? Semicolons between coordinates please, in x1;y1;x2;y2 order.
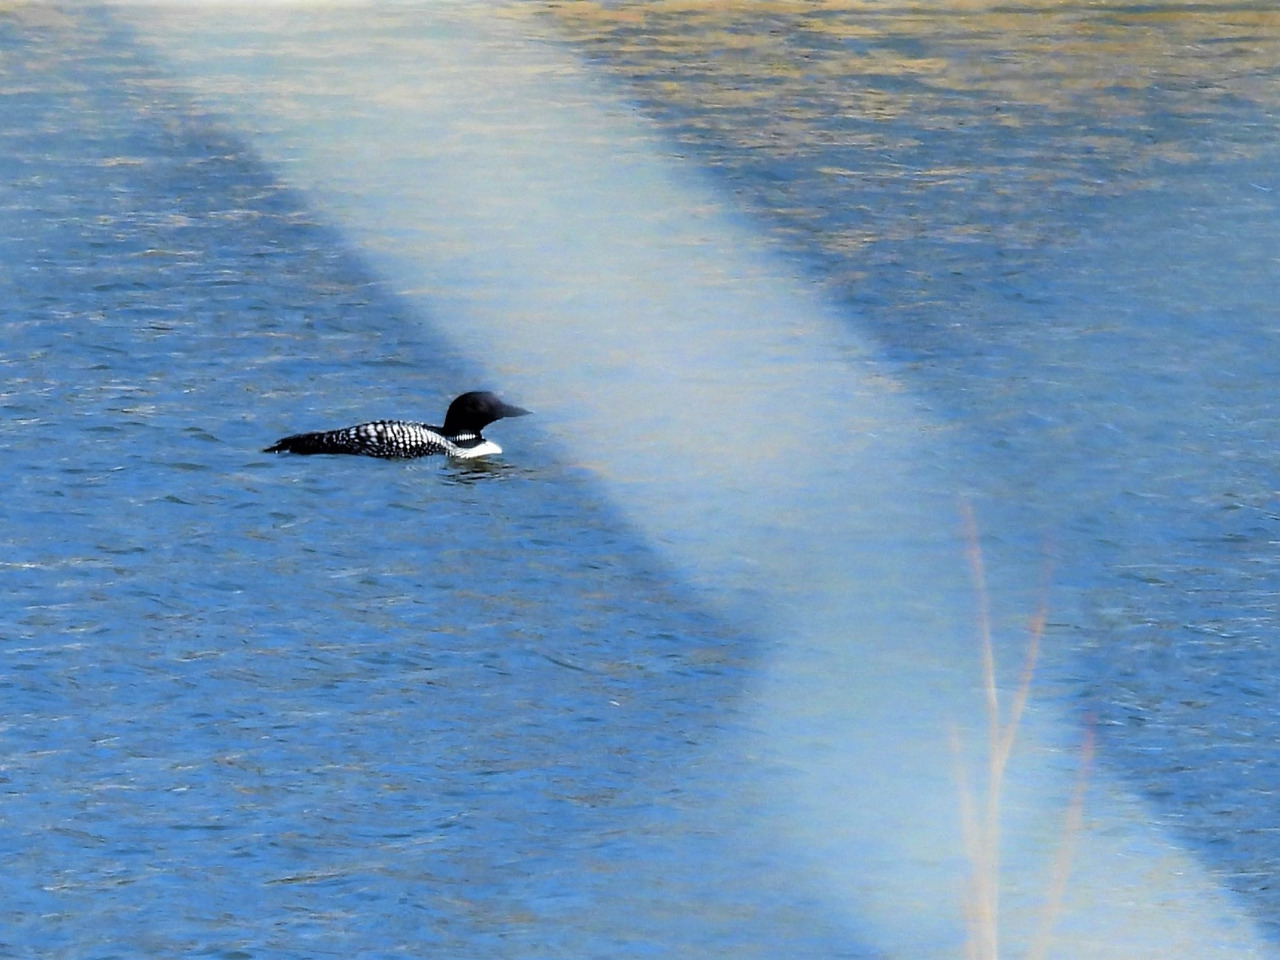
0;12;786;958
6;2;1280;957
557;0;1280;905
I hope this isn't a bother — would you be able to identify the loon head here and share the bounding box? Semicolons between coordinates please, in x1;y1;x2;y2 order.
442;391;531;437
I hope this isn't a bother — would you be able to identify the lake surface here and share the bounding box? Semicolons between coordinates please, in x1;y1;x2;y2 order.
552;0;1280;919
4;2;1280;957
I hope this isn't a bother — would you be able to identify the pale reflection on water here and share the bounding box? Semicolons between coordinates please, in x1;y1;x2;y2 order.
549;1;1280;910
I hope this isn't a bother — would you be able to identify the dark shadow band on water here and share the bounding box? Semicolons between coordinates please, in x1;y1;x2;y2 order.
0;8;850;958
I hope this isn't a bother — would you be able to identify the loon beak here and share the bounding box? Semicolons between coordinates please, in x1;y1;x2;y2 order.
499;402;532;419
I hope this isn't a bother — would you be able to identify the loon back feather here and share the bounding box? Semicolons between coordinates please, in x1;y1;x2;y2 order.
264;392;530;460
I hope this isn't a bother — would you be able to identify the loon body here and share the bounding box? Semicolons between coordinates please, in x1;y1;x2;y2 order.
264;391;531;460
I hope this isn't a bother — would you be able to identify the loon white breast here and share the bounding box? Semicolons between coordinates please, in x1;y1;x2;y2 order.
264;391;531;460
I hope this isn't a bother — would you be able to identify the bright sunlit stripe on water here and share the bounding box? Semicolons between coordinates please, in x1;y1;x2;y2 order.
118;3;1273;957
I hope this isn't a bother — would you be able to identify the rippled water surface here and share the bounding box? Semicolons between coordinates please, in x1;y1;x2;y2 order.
5;2;1280;957
0;11;773;957
550;0;1280;909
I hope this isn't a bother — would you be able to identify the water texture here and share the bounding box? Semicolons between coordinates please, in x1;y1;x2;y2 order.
0;9;802;958
5;1;1280;957
552;0;1280;920
122;1;1279;955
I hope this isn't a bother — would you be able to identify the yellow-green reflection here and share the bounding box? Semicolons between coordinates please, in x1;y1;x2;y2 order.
549;1;1280;257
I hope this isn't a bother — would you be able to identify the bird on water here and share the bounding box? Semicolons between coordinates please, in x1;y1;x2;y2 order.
264;391;531;460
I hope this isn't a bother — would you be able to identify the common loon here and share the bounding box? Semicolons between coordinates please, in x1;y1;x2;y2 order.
264;391;531;459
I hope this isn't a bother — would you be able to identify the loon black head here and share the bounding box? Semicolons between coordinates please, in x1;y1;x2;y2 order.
442;391;531;437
